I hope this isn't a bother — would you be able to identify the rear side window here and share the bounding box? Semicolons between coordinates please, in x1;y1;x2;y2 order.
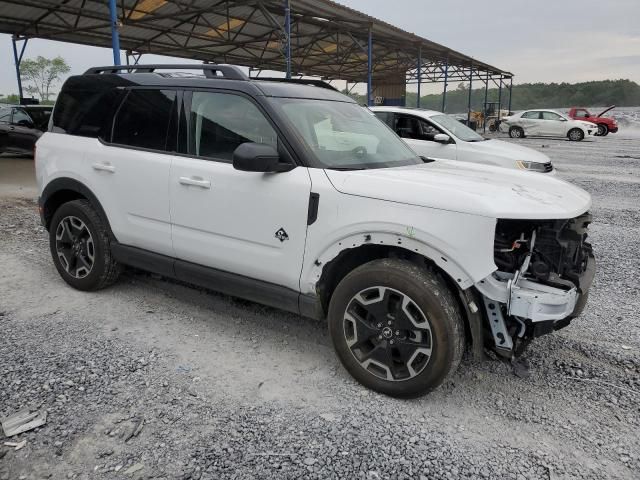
112;89;176;151
52;75;126;138
522;111;540;119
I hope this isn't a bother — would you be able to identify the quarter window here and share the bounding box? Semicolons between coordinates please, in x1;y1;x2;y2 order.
188;92;277;162
112;89;176;150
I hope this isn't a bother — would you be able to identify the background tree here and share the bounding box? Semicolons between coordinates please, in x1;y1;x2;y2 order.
20;56;70;102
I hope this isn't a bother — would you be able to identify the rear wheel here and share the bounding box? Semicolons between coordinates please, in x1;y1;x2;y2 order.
509;126;525;138
597;124;609;136
49;199;121;291
568;128;584;141
328;259;465;398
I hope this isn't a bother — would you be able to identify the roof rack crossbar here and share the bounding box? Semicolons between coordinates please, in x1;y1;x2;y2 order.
84;64;248;80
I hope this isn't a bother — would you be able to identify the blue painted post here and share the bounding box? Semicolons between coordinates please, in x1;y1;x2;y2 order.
467;63;473;125
367;26;373;106
441;56;449;112
284;0;291;78
12;36;28;100
108;0;121;65
416;45;422;108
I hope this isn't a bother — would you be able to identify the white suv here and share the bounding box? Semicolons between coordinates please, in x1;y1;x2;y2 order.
36;65;595;398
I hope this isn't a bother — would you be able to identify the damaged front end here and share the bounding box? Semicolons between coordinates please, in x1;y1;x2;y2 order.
475;213;595;357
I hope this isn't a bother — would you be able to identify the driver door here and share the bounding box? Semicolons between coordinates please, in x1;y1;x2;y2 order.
169;90;311;291
392;113;457;160
539;111;566;136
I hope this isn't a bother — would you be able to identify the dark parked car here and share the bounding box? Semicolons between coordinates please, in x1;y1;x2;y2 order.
0;105;53;155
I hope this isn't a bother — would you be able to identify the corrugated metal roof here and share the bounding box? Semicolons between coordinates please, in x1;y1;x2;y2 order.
0;0;512;82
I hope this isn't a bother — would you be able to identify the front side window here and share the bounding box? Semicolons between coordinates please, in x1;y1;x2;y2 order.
0;108;10;124
189;91;277;162
12;108;33;125
112;89;176;150
574;109;588;118
522;111;541;119
541;111;562;121
271;99;421;169
429;114;485;142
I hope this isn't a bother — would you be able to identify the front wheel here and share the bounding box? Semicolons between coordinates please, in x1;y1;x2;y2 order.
509;126;525;138
328;259;465;398
568;128;585;141
597;124;609;136
49;199;121;291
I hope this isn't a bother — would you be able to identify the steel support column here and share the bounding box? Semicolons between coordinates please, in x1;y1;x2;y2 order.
108;0;121;65
284;0;291;79
416;45;422;108
483;72;489;133
441;56;449;112
367;26;373;106
11;36;28;100
466;63;473;125
508;76;513;113
498;77;503;115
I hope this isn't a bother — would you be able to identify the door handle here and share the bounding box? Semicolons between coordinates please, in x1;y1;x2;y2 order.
179;176;211;189
92;162;115;173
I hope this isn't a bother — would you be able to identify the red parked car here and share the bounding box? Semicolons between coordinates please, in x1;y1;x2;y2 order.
568;106;618;136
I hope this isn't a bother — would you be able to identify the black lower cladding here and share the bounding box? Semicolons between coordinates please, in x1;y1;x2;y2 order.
111;243;321;319
494;212;595;293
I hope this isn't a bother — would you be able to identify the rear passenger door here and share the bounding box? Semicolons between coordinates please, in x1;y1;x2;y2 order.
169;90;311;291
520;111;543;136
89;88;176;257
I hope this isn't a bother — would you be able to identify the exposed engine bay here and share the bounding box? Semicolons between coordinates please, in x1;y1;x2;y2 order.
475;212;595;358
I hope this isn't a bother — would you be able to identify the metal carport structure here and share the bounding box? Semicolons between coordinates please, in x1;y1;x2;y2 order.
1;0;514;115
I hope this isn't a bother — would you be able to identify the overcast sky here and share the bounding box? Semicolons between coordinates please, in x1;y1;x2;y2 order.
1;0;639;95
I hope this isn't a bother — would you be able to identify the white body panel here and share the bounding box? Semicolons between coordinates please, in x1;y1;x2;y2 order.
169;156;311;290
36;134;174;256
370;106;552;171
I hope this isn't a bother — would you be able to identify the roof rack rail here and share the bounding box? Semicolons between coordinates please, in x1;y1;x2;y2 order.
251;77;338;91
84;64;248;80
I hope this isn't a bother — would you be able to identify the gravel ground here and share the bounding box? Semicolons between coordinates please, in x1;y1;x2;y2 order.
1;132;639;479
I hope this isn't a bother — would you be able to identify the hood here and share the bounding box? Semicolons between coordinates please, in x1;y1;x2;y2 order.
597;105;615;117
466;139;550;164
325;160;591;220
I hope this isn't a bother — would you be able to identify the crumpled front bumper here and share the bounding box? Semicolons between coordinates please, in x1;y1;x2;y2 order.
475;252;595;323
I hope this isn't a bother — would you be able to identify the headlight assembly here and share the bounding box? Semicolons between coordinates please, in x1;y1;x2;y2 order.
515;160;548;172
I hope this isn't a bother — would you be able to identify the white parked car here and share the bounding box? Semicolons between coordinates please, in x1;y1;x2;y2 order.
500;109;597;141
36;65;595;398
371;106;554;173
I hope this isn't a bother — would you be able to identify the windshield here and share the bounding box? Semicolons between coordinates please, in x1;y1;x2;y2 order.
271;99;421;169
429;114;486;142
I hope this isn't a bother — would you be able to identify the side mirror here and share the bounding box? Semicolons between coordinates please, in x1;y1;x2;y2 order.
433;133;450;144
15;119;34;128
232;142;294;173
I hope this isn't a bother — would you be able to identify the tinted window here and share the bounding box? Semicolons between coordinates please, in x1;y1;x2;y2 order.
52;75;128;138
189;92;276;162
26;108;52;130
522;111;540;119
373;111;392;126
112;89;176;150
541;111;562;121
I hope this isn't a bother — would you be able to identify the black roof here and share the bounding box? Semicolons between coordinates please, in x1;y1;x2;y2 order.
74;64;355;103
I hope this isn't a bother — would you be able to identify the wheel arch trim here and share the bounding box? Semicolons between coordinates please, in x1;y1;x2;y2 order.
40;177;114;238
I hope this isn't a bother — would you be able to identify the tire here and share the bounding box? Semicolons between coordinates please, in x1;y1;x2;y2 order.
327;259;465;398
568;128;584;141
509;126;524;139
597;124;609;136
49;199;121;291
